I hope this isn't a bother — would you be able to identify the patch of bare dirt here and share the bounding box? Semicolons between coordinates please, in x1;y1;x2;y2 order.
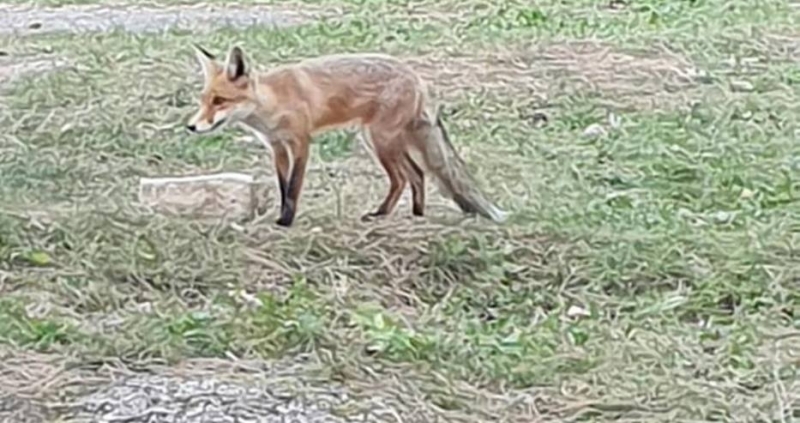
761;32;800;61
0;54;69;111
0;3;322;36
407;41;707;110
0;55;68;87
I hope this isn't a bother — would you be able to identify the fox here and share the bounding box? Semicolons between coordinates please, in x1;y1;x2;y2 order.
185;44;508;227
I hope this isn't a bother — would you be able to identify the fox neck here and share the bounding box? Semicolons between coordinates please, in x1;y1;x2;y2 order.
238;81;280;134
236;107;286;152
239;109;275;135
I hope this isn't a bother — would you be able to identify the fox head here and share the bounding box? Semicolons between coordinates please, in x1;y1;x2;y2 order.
186;44;259;134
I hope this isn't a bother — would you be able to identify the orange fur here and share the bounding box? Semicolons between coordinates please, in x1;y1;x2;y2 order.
186;44;507;227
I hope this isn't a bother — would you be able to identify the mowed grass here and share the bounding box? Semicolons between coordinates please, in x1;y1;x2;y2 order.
2;0;800;420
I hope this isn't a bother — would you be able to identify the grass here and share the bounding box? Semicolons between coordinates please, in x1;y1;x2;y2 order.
1;0;800;421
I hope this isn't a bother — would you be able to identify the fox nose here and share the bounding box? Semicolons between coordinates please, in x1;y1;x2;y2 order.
186;124;196;132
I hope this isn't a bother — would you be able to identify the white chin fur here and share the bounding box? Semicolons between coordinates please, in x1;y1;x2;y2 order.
194;117;228;133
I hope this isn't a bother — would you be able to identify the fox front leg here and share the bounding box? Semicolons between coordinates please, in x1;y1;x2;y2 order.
270;141;293;226
273;137;310;227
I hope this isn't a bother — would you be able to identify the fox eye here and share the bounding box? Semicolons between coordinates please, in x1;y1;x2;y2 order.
211;96;226;106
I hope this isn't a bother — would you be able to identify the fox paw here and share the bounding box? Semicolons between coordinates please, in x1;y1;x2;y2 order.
276;216;294;227
360;211;386;222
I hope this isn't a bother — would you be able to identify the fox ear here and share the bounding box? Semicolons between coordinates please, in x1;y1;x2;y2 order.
192;43;217;79
224;45;248;81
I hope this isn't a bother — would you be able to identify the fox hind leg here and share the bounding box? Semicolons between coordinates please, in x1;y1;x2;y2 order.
402;151;425;217
362;129;408;221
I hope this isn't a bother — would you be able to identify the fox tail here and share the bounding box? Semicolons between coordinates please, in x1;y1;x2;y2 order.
412;106;509;223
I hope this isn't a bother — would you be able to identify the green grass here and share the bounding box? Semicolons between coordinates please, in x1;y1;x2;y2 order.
2;0;800;421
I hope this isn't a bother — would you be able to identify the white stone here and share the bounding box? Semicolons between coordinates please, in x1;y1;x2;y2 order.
138;172;269;221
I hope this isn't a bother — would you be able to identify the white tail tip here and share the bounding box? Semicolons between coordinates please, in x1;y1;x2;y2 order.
488;204;509;223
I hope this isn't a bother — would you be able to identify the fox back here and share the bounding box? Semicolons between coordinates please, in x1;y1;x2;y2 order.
186;46;427;137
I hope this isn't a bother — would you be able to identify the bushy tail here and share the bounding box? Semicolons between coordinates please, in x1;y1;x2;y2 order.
413;106;509;223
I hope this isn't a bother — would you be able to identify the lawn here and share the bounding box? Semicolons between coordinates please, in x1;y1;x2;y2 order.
1;0;799;421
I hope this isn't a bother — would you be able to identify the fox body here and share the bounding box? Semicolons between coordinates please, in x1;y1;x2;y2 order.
186;45;507;227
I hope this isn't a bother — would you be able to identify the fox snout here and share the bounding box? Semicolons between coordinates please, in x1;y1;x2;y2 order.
185;107;228;134
185;123;210;133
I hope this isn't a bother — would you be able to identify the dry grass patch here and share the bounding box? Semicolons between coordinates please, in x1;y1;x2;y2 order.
407;40;705;110
241;214;553;307
3;324;798;423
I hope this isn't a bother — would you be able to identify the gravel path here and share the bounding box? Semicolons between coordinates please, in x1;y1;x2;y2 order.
0;351;434;423
66;375;372;423
0;3;314;36
0;2;321;100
